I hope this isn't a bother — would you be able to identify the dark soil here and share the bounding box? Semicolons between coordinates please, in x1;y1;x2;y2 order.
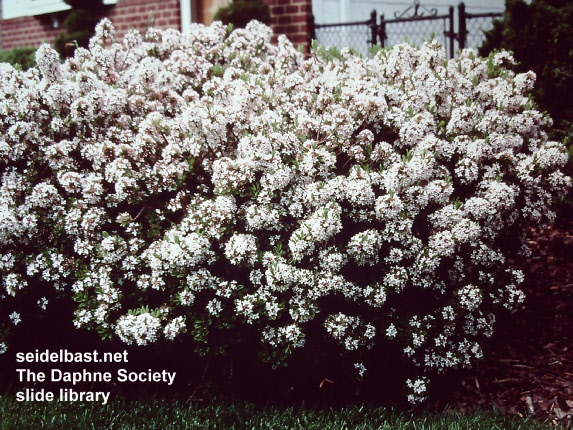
447;226;573;428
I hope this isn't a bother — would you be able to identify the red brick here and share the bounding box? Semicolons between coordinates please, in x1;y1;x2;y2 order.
284;24;301;33
278;15;293;25
271;5;285;14
290;33;307;43
291;14;309;24
285;5;300;13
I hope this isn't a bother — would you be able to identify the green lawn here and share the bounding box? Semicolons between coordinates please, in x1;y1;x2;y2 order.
0;394;551;429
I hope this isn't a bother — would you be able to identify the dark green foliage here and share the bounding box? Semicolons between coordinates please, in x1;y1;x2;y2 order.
54;0;105;58
480;0;573;227
0;47;37;70
213;0;271;29
480;0;573;143
480;0;573;228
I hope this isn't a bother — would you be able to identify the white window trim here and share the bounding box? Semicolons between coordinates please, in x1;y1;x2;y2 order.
2;0;117;20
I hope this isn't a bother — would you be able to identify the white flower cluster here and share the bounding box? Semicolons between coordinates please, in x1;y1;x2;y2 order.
262;323;306;349
0;20;570;403
324;313;376;351
406;377;429;404
457;285;482;311
116;313;162;346
289;202;342;261
224;233;258;266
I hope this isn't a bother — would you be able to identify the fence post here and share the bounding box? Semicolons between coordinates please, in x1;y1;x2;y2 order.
369;10;377;46
447;6;454;59
309;14;316;44
378;14;386;48
458;2;467;50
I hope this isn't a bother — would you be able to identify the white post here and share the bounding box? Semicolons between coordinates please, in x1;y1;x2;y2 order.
180;0;193;33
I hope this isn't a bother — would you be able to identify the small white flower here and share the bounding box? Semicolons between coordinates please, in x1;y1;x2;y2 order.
9;311;21;325
354;362;367;378
386;324;398;339
37;297;49;310
206;299;222;316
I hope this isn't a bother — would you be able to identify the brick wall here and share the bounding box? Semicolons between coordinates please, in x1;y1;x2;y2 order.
105;0;181;41
0;0;181;51
1;13;63;51
0;0;314;53
267;0;313;52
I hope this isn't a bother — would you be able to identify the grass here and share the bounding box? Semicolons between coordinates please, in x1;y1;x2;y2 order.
0;394;552;429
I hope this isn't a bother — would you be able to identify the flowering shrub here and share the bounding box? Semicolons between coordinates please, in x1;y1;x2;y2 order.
0;19;570;402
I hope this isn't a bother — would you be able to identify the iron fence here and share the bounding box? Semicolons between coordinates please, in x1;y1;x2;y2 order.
310;13;377;57
378;9;456;59
458;3;502;52
311;2;503;59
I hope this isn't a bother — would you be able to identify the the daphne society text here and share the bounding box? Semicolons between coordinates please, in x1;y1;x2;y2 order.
14;349;176;405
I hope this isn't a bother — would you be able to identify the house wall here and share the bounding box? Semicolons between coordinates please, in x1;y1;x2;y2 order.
1;13;63;51
0;0;314;52
267;0;312;50
0;0;181;51
105;0;181;41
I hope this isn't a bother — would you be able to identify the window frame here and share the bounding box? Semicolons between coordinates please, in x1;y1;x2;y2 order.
2;0;117;20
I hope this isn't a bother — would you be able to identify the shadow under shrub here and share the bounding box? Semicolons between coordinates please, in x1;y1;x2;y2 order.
0;19;570;405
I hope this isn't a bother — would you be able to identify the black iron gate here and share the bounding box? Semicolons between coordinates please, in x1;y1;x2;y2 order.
309;11;381;56
377;7;456;58
457;3;504;51
311;2;502;59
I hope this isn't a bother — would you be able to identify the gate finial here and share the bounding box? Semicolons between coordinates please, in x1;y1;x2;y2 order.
394;0;438;19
